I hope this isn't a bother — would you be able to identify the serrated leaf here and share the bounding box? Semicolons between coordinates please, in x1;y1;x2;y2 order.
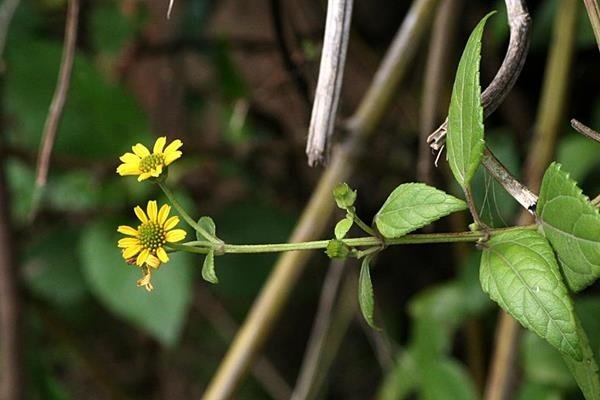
359;255;378;330
374;183;467;238
480;229;582;361
537;162;600;291
196;216;216;241
446;12;495;188
80;222;192;347
202;250;218;284
334;217;353;239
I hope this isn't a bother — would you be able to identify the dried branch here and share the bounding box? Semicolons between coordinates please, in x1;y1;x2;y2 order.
0;150;22;400
306;0;353;166
571;118;600;143
0;1;23;398
418;0;463;183
582;0;600;52
291;260;345;400
202;1;439;398
427;0;531;150
426;0;537;213
31;0;79;220
194;288;291;400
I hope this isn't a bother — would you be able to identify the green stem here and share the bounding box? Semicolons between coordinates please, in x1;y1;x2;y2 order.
157;181;221;244
174;225;534;255
348;211;378;237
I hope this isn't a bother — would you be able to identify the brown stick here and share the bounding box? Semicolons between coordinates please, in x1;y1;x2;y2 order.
582;0;600;51
571;118;600;143
0;146;22;400
427;0;531;150
31;0;79;220
201;1;440;398
417;0;463;183
484;1;579;399
291;260;346;400
0;1;23;397
194;288;292;400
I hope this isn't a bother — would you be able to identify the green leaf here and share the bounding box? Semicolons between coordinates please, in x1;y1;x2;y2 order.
561;317;600;400
80;222;193;347
377;351;418;400
334;217;353;240
196;216;216;241
5;40;151;159
202;250;218;284
358;255;378;330
480;229;582;361
374;183;467;238
446;12;495;188
420;359;478;400
515;382;561;400
537;162;600;291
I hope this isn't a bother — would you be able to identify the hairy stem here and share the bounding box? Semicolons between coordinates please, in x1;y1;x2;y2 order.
171;226;534;255
157;182;221;244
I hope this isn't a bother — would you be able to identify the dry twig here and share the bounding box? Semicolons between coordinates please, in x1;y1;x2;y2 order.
31;0;79;221
306;0;353;166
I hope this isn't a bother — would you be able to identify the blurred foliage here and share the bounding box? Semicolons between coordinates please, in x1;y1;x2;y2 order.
0;0;598;398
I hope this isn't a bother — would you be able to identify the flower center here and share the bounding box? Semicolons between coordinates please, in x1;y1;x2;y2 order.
139;154;164;173
138;221;166;251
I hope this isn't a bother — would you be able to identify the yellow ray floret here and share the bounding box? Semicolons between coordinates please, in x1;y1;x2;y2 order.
117;200;187;269
116;137;183;181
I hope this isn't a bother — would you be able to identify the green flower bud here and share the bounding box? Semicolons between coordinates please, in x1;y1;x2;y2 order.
333;183;357;209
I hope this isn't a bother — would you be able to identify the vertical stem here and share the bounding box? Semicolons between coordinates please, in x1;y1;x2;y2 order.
484;2;579;399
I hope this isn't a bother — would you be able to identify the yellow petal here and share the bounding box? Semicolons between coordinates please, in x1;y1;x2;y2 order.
119;152;141;164
136;248;150;266
150;165;163;177
164;216;180;230
147;201;158;222
134;206;148;223
153;137;167;153
137;172;153;182
117;164;141;176
164;151;182;166
118;237;139;248
123;244;142;259
158;205;171;225
117;225;139;236
146;254;161;268
166;229;186;242
156;247;170;263
132;143;150;158
164;139;183;155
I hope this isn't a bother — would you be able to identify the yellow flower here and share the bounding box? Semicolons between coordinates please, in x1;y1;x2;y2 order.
116;137;183;181
117;200;187;269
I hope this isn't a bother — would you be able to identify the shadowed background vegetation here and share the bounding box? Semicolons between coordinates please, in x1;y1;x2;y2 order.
0;0;599;399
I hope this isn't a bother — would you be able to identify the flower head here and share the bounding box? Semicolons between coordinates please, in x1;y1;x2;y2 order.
117;137;183;181
117;200;187;271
